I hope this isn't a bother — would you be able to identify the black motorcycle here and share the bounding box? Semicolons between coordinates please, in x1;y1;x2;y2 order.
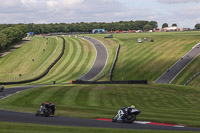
112;107;141;123
35;103;55;117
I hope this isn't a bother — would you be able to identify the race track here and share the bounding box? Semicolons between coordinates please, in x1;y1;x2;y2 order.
155;43;200;84
1;38;200;131
78;36;108;81
0;109;200;131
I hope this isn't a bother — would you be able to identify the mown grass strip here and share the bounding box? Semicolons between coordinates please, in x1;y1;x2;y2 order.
0;84;200;127
33;36;95;84
105;32;200;83
0;121;196;133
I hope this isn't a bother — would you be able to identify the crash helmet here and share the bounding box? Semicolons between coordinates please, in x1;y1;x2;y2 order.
49;102;54;105
131;105;135;108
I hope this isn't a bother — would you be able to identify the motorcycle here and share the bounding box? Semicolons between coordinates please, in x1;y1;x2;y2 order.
112;107;141;123
35;103;55;117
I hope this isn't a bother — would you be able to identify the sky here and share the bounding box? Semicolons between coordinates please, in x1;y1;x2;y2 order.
0;0;200;28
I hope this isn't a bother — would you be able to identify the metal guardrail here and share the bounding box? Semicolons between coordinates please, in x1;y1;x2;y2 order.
184;72;200;86
110;44;120;81
72;80;148;84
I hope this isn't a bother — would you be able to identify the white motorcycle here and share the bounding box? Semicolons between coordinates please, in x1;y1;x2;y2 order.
112;107;141;123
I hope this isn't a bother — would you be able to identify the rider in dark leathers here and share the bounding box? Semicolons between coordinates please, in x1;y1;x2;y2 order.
41;102;56;115
120;105;135;122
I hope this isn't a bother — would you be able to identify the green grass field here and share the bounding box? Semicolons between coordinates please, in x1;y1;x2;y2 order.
0;84;200;127
1;32;199;86
87;32;200;87
0;121;197;133
0;121;195;133
82;34;119;81
1;32;200;132
32;36;96;84
0;37;59;82
172;54;200;87
0;36;96;84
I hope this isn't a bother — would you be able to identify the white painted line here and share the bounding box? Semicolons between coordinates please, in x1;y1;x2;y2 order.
78;37;108;81
174;125;185;128
78;37;97;80
90;39;109;81
0;91;22;101
154;43;200;84
134;121;151;124
169;52;200;84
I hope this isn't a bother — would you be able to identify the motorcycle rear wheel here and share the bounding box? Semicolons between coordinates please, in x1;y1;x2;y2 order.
44;108;52;117
125;115;136;123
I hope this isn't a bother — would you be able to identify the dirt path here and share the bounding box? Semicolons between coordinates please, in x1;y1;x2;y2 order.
0;40;30;58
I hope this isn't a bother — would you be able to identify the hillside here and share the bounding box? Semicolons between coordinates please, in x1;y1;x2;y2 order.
89;32;200;87
32;36;96;84
0;84;200;127
0;37;59;82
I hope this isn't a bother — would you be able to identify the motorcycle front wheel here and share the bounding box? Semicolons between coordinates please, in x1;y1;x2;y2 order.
112;114;119;122
35;111;40;116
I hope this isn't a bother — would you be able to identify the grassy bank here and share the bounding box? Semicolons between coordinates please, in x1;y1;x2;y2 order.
0;36;97;84
84;34;119;81
0;84;200;127
0;37;59;82
32;36;96;84
88;32;200;86
172;55;200;87
0;121;195;133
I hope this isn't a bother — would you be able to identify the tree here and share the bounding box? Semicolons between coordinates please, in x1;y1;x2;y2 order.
0;33;7;50
172;23;177;27
143;24;153;31
1;27;23;44
195;23;200;29
148;21;158;29
162;23;168;28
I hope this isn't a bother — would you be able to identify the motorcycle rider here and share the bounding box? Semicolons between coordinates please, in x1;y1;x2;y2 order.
118;105;136;122
40;102;56;115
0;85;4;92
49;102;56;115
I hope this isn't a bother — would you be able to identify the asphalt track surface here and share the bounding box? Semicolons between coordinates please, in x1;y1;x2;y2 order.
1;39;200;131
0;109;200;131
0;85;47;100
1;86;200;131
155;43;200;84
78;36;108;81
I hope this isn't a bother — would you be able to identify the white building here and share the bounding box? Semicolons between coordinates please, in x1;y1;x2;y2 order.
163;26;180;32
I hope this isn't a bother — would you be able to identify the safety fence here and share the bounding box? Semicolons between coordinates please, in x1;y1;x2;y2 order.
92;74;105;82
0;37;65;85
184;72;200;86
72;80;148;84
110;44;120;81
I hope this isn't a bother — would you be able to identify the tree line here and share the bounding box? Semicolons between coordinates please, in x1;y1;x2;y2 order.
1;21;200;52
24;20;158;34
0;24;28;52
0;21;158;51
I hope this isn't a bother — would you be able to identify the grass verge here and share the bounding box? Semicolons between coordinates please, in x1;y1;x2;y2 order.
0;84;200;127
0;121;196;133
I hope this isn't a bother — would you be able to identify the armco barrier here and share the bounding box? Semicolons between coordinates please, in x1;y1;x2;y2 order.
0;37;65;85
110;44;120;81
184;72;200;86
92;74;105;82
72;80;148;84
